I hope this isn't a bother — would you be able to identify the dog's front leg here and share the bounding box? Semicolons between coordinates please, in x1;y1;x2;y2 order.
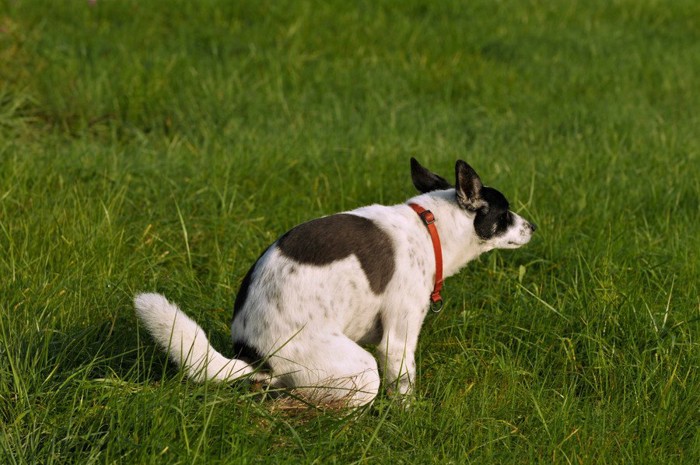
379;347;415;397
377;315;423;398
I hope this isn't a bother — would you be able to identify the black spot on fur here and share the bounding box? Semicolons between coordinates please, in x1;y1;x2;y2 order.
233;341;271;371
370;314;383;335
277;214;395;294
265;286;281;305
313;296;328;312
233;266;255;318
358;314;383;345
233;246;271;319
233;245;273;318
473;187;514;240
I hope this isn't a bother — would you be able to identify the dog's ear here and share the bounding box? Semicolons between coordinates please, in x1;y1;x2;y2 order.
455;160;486;211
410;158;451;193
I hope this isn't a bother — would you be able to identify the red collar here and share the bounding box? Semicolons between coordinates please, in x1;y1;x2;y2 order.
408;203;444;311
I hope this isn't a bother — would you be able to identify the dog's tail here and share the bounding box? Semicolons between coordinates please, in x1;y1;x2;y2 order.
134;293;255;383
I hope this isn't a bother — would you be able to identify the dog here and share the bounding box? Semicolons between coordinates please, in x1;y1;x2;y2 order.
134;158;536;407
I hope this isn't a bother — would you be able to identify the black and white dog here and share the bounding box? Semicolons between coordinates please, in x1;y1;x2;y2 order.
135;158;535;406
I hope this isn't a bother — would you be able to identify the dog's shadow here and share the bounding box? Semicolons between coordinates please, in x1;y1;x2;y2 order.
45;312;298;403
40;314;169;385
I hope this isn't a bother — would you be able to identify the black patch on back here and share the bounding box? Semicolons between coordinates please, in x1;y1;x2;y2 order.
277;214;395;294
473;187;515;240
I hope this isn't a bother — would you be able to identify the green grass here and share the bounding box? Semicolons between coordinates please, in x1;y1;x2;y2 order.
1;0;699;463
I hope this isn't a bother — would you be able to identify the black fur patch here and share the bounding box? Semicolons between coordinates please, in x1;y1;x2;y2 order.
233;245;273;317
233;340;271;371
358;314;383;345
277;214;395;294
473;187;514;240
233;266;256;316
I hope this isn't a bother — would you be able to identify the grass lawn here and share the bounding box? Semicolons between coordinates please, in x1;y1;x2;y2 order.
1;0;699;463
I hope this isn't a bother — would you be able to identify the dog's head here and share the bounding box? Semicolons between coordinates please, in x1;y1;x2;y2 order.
410;158;536;250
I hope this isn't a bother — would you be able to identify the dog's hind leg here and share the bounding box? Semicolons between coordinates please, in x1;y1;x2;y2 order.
273;334;380;408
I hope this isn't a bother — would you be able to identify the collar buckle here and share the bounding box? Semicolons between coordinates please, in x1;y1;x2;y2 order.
417;210;435;225
430;292;444;313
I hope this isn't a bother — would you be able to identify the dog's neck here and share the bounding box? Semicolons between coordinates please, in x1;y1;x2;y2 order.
407;190;487;278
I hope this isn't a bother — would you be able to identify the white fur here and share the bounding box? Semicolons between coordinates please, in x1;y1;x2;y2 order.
134;293;256;382
135;184;533;407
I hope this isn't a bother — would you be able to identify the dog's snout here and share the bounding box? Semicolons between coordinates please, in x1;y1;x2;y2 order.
528;222;537;232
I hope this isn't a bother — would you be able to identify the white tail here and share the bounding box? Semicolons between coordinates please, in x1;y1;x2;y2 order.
134;293;254;382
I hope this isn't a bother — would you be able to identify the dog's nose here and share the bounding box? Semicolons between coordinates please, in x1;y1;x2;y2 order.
529;222;537;232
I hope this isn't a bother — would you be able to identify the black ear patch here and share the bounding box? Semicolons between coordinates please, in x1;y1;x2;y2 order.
277;214;395;295
473;187;514;240
410;158;452;193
